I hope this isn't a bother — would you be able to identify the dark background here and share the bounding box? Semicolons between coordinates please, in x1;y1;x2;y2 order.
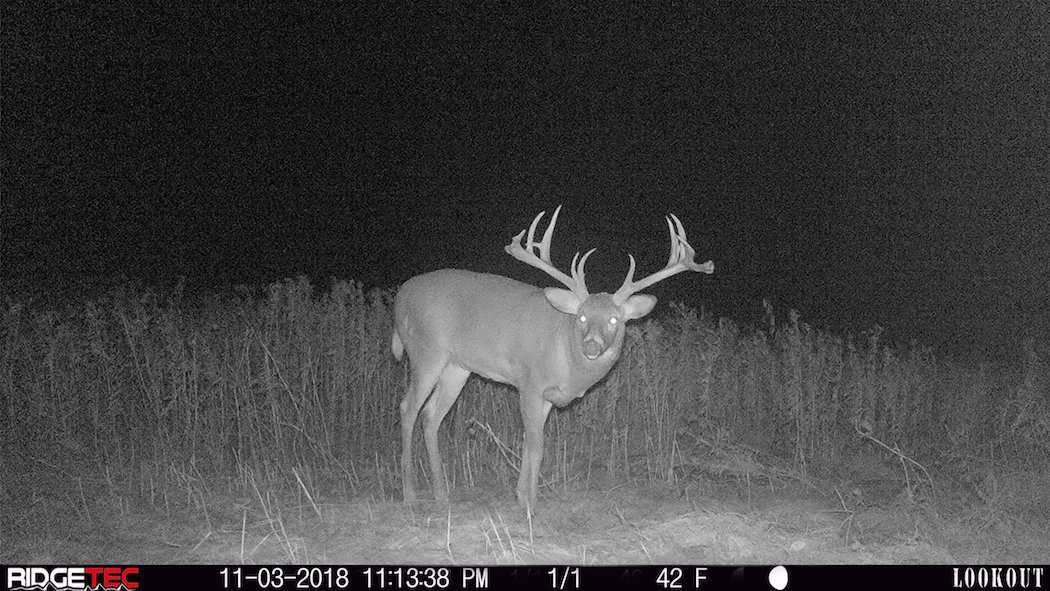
4;5;1048;359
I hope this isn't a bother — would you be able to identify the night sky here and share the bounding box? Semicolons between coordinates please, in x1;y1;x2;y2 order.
5;5;1049;359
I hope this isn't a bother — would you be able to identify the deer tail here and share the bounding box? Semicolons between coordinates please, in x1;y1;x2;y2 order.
391;330;404;361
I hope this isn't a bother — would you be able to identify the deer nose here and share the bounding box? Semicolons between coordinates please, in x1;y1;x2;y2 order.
582;337;603;359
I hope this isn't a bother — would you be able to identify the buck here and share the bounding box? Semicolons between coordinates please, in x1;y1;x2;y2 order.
391;206;714;507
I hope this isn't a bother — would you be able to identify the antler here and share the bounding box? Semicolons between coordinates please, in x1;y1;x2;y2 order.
505;205;593;299
612;213;714;305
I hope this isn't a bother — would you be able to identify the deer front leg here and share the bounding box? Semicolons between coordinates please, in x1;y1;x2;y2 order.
516;390;553;509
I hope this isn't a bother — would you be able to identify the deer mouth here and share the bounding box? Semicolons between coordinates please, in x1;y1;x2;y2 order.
582;338;603;360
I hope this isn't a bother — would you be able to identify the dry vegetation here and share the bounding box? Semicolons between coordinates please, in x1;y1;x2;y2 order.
2;277;1048;562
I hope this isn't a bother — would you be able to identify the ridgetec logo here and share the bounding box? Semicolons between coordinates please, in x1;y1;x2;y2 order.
6;567;139;591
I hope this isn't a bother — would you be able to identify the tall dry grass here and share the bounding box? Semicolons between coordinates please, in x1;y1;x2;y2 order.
2;277;1047;513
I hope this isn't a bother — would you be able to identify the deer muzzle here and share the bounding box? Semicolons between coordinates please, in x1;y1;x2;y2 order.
582;335;604;360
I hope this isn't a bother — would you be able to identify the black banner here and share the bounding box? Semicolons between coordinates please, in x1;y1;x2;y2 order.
2;565;1045;591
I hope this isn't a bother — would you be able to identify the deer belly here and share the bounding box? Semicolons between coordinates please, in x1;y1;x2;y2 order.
449;351;514;385
544;387;584;408
459;358;514;385
473;367;513;384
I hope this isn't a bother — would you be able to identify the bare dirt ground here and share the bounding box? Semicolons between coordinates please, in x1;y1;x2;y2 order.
4;469;1047;564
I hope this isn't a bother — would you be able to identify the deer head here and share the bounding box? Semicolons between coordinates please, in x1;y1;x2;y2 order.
505;205;715;360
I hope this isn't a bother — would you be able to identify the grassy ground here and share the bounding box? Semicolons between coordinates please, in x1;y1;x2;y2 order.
4;448;1048;564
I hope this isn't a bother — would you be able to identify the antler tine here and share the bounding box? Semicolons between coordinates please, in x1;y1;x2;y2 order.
569;248;596;297
524;209;544;251
613;213;714;305
667;215;682;267
505;206;590;296
621;253;637;286
536;204;561;261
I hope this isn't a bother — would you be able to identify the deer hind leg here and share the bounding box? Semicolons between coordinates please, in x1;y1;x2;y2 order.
422;364;471;501
400;349;446;504
516;391;553;509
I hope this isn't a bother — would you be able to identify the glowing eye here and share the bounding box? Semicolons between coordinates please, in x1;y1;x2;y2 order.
609;317;618;325
578;315;587;323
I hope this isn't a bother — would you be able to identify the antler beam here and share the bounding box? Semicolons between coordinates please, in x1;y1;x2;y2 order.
612;213;714;305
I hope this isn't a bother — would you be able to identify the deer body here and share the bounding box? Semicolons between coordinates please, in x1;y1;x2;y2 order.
392;207;713;508
394;270;622;401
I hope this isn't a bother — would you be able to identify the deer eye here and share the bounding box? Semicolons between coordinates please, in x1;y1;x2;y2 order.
578;315;587;323
609;317;618;325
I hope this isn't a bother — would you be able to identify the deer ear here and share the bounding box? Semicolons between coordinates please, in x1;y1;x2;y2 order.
543;287;582;315
622;294;657;320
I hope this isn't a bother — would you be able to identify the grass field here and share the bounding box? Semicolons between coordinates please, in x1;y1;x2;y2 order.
2;277;1048;562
